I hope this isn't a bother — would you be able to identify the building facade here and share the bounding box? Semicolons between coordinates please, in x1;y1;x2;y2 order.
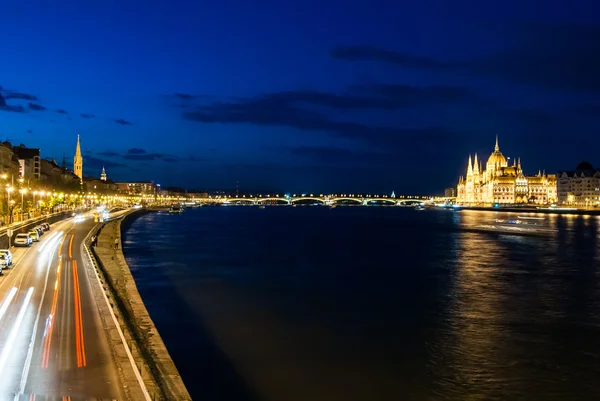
456;137;557;205
116;181;158;195
444;187;456;198
557;162;600;207
12;145;41;179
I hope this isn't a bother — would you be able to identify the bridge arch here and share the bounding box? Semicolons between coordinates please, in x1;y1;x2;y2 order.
291;197;326;204
397;200;424;206
330;197;363;205
365;198;397;205
256;198;290;205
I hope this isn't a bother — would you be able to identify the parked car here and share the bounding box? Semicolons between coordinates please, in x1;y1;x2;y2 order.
0;253;10;268
0;250;13;266
14;234;32;247
34;226;44;236
28;230;40;242
42;223;50;231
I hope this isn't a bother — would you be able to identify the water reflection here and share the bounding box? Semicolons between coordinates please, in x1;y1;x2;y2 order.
124;208;600;401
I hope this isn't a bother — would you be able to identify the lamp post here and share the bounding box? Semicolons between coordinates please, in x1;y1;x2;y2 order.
6;186;13;224
19;188;26;222
32;191;38;215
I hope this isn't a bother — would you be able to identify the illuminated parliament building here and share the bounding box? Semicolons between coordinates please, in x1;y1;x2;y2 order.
456;137;557;205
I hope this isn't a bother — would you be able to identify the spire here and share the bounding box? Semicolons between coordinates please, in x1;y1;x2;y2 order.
517;157;521;172
73;134;83;182
467;155;473;175
473;154;479;173
75;134;81;158
101;165;107;181
495;135;499;152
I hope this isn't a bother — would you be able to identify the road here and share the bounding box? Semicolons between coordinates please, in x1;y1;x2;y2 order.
0;211;146;401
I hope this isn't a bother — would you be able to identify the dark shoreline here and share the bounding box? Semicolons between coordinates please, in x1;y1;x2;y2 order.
120;211;258;401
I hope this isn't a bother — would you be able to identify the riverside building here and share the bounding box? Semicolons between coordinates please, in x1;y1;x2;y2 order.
456;137;557;205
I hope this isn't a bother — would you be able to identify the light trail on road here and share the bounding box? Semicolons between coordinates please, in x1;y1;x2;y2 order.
0;288;34;375
0;287;18;323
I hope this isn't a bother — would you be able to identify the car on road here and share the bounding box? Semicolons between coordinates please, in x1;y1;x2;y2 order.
0;253;10;268
14;233;32;247
0;250;13;266
28;230;40;242
42;223;50;231
34;226;44;236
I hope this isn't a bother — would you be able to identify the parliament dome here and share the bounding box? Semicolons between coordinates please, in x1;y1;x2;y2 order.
486;136;507;167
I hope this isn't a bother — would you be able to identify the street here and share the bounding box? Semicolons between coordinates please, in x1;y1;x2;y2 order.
0;212;145;401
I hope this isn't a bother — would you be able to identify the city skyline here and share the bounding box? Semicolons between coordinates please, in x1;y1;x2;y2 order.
1;1;600;193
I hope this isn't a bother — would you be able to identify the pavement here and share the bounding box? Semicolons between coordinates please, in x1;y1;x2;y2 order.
0;210;147;401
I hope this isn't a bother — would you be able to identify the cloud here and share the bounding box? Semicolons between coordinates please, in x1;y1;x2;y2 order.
352;83;478;104
126;148;146;155
243;90;408;110
122;153;171;161
162;157;178;163
28;103;46;111
97;151;119;157
330;45;449;70
26;129;32;134
84;150;92;154
2;91;38;101
474;23;600;92
182;93;456;148
0;93;26;113
80;113;95;118
115;118;132;125
288;146;393;165
56;109;68;114
82;155;126;169
174;93;194;99
332;24;600;92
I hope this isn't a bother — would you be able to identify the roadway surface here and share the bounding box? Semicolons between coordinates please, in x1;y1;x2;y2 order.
0;211;144;401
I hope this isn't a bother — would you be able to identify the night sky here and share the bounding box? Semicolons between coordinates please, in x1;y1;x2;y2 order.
1;0;599;194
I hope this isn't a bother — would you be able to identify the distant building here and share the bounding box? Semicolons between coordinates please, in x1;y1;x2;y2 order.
12;145;41;180
73;134;83;183
456;136;557;205
444;187;456;198
116;181;158;195
100;166;107;181
0;142;22;179
557;162;600;207
40;158;80;190
84;176;117;193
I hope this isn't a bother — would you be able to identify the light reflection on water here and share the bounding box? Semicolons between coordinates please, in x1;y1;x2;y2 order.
123;207;600;401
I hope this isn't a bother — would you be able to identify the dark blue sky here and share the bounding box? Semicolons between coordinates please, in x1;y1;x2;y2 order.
1;0;600;194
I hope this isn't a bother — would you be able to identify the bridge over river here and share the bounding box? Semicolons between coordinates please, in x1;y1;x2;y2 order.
193;194;453;206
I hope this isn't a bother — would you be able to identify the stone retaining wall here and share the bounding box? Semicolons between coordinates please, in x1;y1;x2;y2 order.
90;210;192;401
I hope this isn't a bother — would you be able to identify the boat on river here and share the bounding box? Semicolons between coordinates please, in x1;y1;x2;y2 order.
168;205;184;214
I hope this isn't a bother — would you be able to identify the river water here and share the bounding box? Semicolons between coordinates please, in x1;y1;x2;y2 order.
122;206;600;401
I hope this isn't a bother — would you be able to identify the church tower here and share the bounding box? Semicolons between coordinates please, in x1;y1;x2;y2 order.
101;166;107;181
74;134;83;182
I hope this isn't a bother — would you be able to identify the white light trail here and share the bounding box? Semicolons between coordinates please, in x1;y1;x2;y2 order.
37;231;60;253
0;287;34;375
18;231;62;396
37;232;64;269
0;287;17;324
